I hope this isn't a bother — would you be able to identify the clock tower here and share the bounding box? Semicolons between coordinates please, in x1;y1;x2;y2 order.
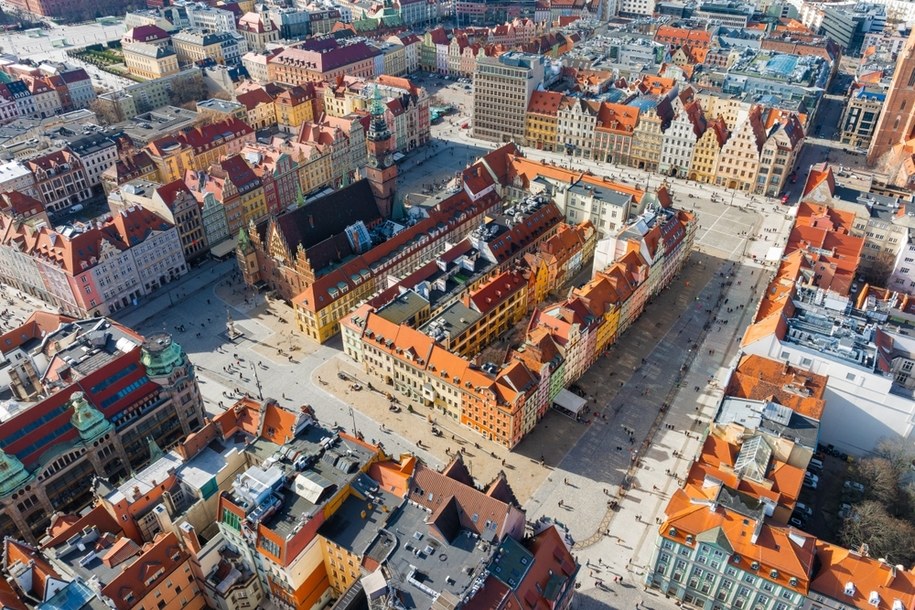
365;86;398;219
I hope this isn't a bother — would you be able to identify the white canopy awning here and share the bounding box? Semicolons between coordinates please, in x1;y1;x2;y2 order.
553;389;587;415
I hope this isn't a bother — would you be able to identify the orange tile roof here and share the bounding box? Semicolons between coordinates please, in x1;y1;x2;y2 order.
42;505;123;549
367;454;416;498
214;396;264;438
237;86;276;110
661;501;816;591
727;354;827;420
259;401;300;445
655;25;711;47
101;532;189;610
0;580;26;610
741;252;802;348
509;326;564;371
785;225;863;295
506;154;644;200
769;461;804;505
640;75;677;96
795;200;857;234
513;526;577;605
810;541;915;609
596;101;638;134
802;163;836;200
0;311;73;354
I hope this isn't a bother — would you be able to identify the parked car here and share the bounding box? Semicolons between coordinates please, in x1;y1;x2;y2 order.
803;478;818;490
808;458;824;473
844;480;865;493
794;502;814;518
789;516;805;528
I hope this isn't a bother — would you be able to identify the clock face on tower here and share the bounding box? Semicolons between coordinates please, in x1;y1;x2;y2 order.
384;153;394;167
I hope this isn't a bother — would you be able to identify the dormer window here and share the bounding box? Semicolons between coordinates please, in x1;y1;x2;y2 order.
845;582;856;596
869;592;879;606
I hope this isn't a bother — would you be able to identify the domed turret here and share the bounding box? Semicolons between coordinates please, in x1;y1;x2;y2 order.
140;333;189;379
69;391;113;442
0;448;32;497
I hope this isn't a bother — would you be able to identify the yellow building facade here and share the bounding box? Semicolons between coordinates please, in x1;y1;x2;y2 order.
122;43;179;80
688;119;727;184
239;187;268;229
275;90;315;131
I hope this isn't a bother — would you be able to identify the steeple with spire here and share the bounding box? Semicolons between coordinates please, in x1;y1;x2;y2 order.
365;85;398;219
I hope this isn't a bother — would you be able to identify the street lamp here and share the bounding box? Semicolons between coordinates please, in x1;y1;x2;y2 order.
349;406;358;436
250;362;263;400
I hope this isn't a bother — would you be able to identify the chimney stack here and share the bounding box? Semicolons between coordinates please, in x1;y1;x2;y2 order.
179;522;201;555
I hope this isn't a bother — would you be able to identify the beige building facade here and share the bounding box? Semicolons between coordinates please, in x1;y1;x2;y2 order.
472;52;544;144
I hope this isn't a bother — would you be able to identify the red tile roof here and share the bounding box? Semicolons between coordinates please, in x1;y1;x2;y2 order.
406;456;523;540
237;86;276;110
527;90;563;116
467;271;526;314
2;539;63;601
0;191;46;218
101;532;190;610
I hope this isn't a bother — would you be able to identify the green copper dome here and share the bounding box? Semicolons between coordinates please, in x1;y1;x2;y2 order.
70;391;113;442
141;333;187;378
0;448;32;496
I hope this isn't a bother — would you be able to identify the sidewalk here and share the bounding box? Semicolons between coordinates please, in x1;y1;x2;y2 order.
553;203;792;609
114;259;235;330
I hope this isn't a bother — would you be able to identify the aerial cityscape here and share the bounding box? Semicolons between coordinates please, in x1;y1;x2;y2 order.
0;0;915;608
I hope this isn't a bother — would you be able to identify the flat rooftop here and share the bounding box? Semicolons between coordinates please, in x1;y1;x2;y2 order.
374;290;428;326
783;305;877;371
0;317;143;417
227;430;378;538
421;302;481;343
716;398;820;449
363;502;493;610
317;475;400;555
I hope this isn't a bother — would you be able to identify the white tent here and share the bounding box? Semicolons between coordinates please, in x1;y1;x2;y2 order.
553;389;587;416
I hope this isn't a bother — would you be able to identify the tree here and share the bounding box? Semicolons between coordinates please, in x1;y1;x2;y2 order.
873;437;915;478
859;252;896;286
841;501;915;566
88;98;120;125
857;457;904;515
